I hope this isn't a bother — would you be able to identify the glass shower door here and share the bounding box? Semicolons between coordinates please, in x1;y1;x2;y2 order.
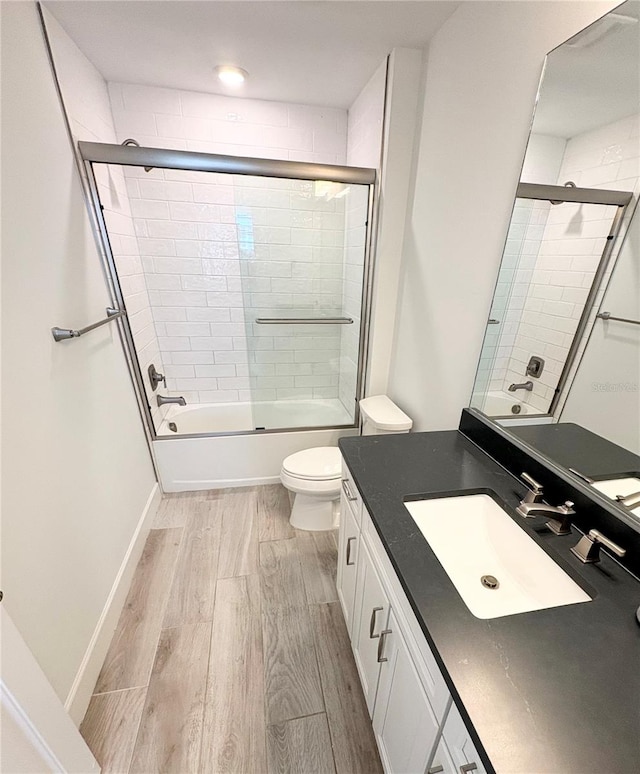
238;178;371;430
82;141;374;438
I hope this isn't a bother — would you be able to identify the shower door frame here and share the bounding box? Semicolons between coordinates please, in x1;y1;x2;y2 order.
78;140;378;441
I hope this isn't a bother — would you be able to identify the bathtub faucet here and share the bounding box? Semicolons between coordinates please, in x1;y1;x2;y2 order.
508;381;533;392
157;394;186;407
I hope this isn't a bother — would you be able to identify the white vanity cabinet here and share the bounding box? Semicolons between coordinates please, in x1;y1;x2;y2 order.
337;460;363;637
352;539;391;714
372;609;442;773
337;459;486;774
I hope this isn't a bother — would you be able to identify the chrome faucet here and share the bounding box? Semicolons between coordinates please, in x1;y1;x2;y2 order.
615;491;640;509
515;472;575;535
508;381;534;392
157;394;186;407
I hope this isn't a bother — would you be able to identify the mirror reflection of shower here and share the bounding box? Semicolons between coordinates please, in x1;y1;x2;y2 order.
471;183;631;418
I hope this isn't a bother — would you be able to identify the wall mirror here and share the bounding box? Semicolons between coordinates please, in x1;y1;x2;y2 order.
469;0;640;530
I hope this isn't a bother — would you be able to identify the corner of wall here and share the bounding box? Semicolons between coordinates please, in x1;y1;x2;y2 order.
64;483;161;725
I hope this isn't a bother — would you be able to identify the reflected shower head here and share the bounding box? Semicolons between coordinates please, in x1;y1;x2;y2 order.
121;138;153;172
550;180;577;205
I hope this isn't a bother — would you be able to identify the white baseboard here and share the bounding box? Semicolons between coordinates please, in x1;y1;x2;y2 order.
64;484;161;725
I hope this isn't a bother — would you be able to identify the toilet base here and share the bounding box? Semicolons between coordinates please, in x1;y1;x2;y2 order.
290;493;340;531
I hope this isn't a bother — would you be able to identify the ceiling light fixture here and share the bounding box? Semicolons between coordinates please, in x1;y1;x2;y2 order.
215;65;248;88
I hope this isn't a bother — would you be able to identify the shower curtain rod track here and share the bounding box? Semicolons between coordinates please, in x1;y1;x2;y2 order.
78;141;376;185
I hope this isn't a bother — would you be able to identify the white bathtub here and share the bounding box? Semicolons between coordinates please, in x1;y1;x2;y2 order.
478;392;539;417
157;398;354;435
152;398;357;492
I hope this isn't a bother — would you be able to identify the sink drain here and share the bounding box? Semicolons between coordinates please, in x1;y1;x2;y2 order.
481;574;499;589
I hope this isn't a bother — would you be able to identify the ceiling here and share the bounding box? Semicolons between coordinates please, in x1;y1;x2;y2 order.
532;0;639;138
44;1;460;109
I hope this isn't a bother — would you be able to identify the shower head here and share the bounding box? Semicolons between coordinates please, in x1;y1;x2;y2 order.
550;180;577;205
121;138;153;172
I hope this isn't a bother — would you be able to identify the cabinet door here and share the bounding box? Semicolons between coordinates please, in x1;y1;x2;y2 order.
336;499;360;637
442;704;487;774
352;540;390;714
372;611;440;774
426;739;457;774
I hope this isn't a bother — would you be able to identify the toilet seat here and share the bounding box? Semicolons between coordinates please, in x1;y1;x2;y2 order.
281;447;341;481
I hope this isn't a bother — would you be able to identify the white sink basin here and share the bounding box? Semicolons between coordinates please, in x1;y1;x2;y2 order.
404;494;590;619
591;477;640;518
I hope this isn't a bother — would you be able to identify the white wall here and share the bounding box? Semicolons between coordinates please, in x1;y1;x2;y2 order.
560;202;640;453
42;10;169;429
340;60;388;412
1;1;159;722
388;0;619;432
366;47;424;397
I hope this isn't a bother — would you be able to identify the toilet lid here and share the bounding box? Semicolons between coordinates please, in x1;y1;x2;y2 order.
282;447;342;481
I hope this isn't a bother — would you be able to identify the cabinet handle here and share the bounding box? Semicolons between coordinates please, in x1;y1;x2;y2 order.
369;606;383;638
377;628;392;663
342;479;358;501
460;764;478;773
428;767;444;774
346;537;356;566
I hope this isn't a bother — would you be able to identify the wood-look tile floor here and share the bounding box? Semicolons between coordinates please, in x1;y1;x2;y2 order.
81;485;383;774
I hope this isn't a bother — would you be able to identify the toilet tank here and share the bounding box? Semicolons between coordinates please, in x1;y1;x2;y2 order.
359;395;413;436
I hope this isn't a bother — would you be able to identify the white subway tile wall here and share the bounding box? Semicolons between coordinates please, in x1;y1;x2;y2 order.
106;84;372;415
502;200;617;413
108;82;347;164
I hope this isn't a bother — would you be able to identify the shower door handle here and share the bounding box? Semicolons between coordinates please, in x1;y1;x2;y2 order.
255;317;354;325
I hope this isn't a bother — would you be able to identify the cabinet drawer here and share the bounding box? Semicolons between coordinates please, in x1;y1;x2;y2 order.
341;458;362;526
362;506;451;721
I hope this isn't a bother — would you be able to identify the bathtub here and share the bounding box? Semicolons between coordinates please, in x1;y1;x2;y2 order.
157;398;353;435
478;391;540;417
152;398;357;492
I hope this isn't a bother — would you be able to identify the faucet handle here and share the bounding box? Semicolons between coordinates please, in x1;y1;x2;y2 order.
558;501;575;514
521;472;544;503
571;529;626;563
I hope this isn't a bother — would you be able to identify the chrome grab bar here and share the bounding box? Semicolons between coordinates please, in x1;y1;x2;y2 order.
255;317;353;325
51;307;125;342
597;311;640;326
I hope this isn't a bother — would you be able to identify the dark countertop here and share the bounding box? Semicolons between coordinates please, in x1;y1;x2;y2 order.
339;430;640;774
509;422;640;480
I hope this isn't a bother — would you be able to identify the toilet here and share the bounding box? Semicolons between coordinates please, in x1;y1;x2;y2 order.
280;395;413;531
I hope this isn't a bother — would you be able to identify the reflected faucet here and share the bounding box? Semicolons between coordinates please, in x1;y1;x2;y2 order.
616;491;640;509
157;394;186;407
508;381;533;392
